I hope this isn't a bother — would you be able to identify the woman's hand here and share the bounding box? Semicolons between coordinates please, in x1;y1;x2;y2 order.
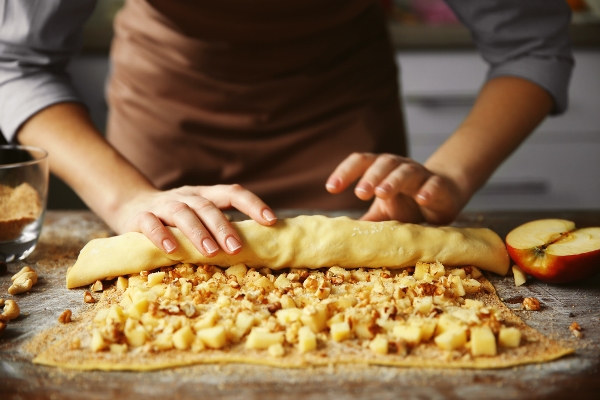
112;184;277;256
325;153;465;225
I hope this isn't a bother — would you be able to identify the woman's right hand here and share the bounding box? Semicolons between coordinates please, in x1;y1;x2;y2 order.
112;184;278;256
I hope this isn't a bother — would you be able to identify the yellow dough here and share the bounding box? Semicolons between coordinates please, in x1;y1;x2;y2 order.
66;215;510;289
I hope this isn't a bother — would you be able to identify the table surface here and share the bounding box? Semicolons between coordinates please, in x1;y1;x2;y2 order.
1;210;599;400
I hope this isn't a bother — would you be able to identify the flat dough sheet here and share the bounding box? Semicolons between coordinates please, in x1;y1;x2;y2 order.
31;273;573;371
31;216;570;371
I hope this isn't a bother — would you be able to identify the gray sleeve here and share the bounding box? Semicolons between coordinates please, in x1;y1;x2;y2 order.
444;0;574;115
0;0;97;142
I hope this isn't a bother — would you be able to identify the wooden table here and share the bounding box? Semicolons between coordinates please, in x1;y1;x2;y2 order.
1;210;599;400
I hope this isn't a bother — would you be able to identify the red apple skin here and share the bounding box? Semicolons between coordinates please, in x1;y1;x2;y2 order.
507;245;600;284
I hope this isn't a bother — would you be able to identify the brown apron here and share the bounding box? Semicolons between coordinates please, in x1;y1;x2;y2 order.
107;0;406;210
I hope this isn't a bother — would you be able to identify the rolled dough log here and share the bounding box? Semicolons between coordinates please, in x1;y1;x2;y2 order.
66;215;510;288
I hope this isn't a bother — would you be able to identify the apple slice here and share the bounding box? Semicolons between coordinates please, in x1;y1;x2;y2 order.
505;219;600;283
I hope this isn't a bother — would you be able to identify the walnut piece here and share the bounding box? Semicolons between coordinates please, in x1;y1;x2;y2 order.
84;291;96;303
58;309;72;324
569;321;583;338
522;297;541;311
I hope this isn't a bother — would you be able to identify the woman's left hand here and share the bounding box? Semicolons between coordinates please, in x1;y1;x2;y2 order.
325;153;465;225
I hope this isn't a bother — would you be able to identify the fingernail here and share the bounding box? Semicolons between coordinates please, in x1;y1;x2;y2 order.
375;185;389;194
355;186;369;194
226;236;242;252
163;239;176;253
262;209;277;222
325;177;340;191
202;238;219;254
416;191;430;202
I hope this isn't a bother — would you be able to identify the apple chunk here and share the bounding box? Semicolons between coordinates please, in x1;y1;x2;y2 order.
506;219;600;283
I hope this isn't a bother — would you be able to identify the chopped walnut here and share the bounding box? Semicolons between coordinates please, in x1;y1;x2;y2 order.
569;321;581;331
84;291;96;304
416;283;436;297
569;321;583;338
522;297;541;311
227;275;240;289
267;302;282;314
58;309;72;323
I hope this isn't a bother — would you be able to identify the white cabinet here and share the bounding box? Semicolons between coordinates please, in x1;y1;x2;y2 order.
397;49;600;211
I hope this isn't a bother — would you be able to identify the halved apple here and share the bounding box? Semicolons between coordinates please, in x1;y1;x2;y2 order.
505;219;600;283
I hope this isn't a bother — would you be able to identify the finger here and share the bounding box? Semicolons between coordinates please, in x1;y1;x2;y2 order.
415;175;447;207
135;211;179;254
360;196;424;223
359;205;389;222
374;162;430;199
196;184;278;226
325;153;377;194
180;196;250;255
355;154;404;200
168;200;222;256
414;176;459;225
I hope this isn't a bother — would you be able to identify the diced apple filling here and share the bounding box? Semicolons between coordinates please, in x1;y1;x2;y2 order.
393;325;422;346
147;271;165;287
90;330;108;352
197;325;227;349
300;305;328;333
193;309;218;331
297;325;317;353
268;343;285;357
225;263;247;283
330;321;351;342
369;334;389;355
470;326;497;356
512;265;527;287
85;261;521;359
414;262;430;280
413;296;433;315
116;276;129;290
498;327;521;348
434;329;467;350
245;327;284;350
173;326;196;350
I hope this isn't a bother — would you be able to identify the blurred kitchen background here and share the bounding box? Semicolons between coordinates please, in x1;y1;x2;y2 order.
51;0;600;212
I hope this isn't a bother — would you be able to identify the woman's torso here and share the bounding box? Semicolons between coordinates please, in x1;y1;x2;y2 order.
107;0;405;210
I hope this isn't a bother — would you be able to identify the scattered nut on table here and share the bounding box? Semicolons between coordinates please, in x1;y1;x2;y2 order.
90;280;103;292
84;291;96;303
522;297;541;311
8;266;38;295
569;321;583;338
0;299;20;321
58;309;72;324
